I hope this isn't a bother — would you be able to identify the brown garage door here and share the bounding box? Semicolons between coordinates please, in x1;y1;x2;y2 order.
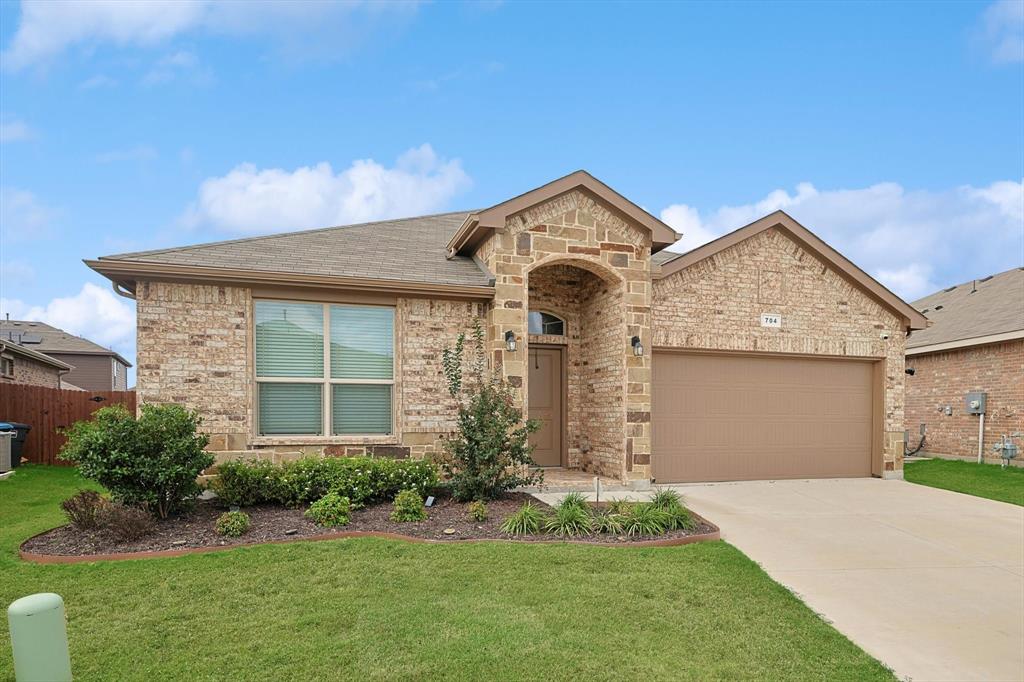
652;352;874;483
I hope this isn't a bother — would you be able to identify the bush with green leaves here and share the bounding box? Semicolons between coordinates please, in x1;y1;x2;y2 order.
390;489;427;522
215;511;251;537
500;501;545;536
440;319;542;502
304;492;351;527
622;502;670;537
545;501;592;537
59;404;213;519
211;456;438;508
61;490;109;530
467;500;488;522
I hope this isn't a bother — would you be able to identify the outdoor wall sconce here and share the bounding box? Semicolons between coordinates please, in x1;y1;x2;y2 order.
505;331;517;352
631;335;644;357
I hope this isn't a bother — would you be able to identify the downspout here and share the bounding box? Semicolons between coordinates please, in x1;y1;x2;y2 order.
111;281;136;300
978;412;985;464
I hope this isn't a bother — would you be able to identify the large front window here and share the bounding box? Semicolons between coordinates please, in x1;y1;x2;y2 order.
254;301;394;436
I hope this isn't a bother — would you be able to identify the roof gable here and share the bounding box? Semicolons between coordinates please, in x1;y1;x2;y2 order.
447;170;679;256
655;210;929;331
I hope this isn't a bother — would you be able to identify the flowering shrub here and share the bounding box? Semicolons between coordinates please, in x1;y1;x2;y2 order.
212;456;438;508
215;511;250;537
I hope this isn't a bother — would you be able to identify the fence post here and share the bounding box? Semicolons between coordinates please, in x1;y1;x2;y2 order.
7;593;73;681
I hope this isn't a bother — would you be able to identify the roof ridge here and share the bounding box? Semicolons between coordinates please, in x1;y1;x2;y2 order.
911;266;1024;305
102;210;477;261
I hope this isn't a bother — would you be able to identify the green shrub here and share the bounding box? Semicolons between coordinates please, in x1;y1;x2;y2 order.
622;502;669;537
440;319;542;502
467;500;488;522
304;493;351;527
592;510;625;535
544;503;592;537
390;489;427;522
61;490;108;529
211;457;438;509
215;511;250;537
650;487;696;530
210;460;278;507
500;501;545;536
558;491;589;510
59;404;213;519
97;503;155;541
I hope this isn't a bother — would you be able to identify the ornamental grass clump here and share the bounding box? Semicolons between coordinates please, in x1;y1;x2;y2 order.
622;502;670;537
544;501;592;537
304;493;351;528
500;501;545;536
440;319;542;502
650;488;698;531
215;511;251;537
390;489;427;522
591;509;625;535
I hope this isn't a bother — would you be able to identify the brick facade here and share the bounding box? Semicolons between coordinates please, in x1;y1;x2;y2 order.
905;340;1023;464
652;227;908;477
0;352;62;388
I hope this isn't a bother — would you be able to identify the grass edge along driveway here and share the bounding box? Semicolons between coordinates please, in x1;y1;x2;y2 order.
905;458;1024;506
0;466;894;681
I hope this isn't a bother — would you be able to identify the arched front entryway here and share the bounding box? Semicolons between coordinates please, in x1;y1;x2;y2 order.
525;259;626;477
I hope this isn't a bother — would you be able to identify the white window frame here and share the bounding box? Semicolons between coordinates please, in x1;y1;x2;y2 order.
254;300;396;437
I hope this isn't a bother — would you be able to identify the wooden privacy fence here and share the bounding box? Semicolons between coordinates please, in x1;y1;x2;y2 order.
0;385;136;465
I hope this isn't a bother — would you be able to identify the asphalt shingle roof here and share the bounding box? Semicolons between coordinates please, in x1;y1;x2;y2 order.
101;212;494;288
907;267;1024;349
0;320;131;365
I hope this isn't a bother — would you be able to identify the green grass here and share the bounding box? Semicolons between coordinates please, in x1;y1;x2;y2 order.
0;466;893;681
905;458;1024;506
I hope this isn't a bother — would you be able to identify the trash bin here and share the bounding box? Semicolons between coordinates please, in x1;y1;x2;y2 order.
0;431;13;473
0;422;29;467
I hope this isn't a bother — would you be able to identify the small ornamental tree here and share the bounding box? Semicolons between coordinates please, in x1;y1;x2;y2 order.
440;318;542;501
59;403;213;519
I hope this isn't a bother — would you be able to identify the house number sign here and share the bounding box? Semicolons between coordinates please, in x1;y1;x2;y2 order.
760;313;782;328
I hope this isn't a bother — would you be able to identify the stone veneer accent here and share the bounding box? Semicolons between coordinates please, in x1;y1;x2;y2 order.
478;189;652;480
653;227;908;476
135;280;482;466
905;339;1023;465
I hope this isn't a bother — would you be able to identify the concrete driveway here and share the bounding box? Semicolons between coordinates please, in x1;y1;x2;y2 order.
677;478;1024;682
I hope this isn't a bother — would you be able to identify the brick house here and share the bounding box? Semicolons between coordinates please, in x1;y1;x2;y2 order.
0;339;72;388
904;268;1023;465
87;171;926;484
0;320;131;391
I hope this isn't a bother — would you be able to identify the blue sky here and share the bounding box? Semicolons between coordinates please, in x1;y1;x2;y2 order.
1;0;1022;383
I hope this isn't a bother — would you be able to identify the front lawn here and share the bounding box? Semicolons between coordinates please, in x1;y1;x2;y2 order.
905;458;1024;506
0;466;893;681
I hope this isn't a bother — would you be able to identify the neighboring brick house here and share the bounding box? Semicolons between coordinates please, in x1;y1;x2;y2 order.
0;340;72;388
87;171;926;484
904;268;1024;465
0;320;131;391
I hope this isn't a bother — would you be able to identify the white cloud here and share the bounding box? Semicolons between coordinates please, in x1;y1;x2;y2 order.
79;74;118;90
659;179;1024;301
182;144;471;234
141;50;211;86
0;118;33;143
2;0;420;70
0;187;59;240
0;260;35;283
0;283;136;360
95;145;158;163
976;0;1024;64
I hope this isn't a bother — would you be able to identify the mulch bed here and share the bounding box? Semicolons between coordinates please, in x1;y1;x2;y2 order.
21;493;719;560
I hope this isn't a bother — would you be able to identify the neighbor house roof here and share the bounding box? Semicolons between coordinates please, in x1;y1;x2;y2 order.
447;170;680;256
87;211;496;299
906;267;1024;355
0;320;132;367
654;210;929;331
0;339;74;371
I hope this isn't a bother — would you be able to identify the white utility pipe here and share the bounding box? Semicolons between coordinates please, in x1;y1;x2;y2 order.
977;413;985;464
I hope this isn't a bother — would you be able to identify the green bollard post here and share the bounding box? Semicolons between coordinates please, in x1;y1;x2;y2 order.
7;593;72;682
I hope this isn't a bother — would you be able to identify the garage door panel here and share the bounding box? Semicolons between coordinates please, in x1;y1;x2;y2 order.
652;352;874;483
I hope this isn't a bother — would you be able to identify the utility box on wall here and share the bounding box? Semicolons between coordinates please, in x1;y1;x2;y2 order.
965;391;987;415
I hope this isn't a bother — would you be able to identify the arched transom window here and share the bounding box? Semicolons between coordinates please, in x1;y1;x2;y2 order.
528;311;565;336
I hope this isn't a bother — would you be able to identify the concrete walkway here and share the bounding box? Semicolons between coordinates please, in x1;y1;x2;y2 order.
533;478;1024;681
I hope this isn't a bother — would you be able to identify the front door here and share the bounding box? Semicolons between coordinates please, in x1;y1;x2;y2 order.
528;347;563;466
